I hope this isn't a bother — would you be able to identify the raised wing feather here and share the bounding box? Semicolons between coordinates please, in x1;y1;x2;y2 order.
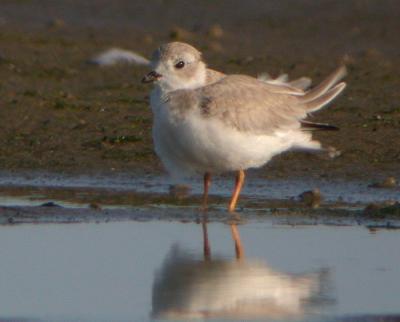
207;69;305;95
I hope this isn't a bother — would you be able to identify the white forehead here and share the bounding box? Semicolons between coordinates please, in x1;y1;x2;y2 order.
151;42;201;65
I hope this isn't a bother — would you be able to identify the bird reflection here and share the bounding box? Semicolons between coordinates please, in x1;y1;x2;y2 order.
152;218;330;320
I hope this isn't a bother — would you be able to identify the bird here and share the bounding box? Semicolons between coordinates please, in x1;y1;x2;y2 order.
142;42;347;212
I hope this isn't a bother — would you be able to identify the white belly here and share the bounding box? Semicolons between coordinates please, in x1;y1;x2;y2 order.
151;90;320;179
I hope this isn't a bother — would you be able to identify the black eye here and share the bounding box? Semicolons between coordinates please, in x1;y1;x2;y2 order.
175;61;185;69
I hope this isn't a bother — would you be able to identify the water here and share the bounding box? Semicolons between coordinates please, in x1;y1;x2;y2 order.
0;220;399;322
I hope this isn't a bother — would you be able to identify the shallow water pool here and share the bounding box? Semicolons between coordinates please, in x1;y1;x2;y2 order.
0;220;399;321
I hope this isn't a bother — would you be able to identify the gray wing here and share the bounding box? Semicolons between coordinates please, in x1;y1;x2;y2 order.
165;72;345;135
196;75;307;134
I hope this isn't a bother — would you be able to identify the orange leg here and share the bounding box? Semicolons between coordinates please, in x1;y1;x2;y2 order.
228;170;245;212
228;170;245;258
202;172;211;210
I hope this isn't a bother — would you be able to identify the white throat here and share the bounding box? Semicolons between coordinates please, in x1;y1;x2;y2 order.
158;63;207;93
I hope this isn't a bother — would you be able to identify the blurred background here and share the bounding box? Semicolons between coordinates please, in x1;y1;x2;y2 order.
1;0;399;179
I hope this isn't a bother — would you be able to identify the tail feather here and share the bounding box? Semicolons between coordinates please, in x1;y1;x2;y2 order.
300;120;339;131
289;77;312;91
300;66;347;103
303;82;346;112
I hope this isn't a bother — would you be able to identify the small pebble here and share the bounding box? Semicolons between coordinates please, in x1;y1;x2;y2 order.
169;27;192;40
369;177;397;189
47;18;65;29
89;203;101;210
72;119;87;130
341;54;355;65
143;34;153;44
169;184;191;200
207;24;224;38
40;202;61;207
298;188;322;208
364;203;381;215
364;202;400;216
327;146;342;159
243;56;254;64
363;48;382;59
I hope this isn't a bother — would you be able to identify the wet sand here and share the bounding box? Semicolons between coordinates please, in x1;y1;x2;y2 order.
0;173;399;226
0;0;399;180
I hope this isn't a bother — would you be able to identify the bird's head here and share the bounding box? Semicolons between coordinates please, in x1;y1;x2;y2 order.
142;42;207;92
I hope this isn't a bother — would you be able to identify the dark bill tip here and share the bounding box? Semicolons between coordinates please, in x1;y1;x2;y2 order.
142;71;162;83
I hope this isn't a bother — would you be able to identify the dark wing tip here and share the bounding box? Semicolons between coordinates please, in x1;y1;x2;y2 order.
301;120;339;131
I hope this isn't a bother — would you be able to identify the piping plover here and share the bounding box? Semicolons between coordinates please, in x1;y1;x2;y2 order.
142;42;346;212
